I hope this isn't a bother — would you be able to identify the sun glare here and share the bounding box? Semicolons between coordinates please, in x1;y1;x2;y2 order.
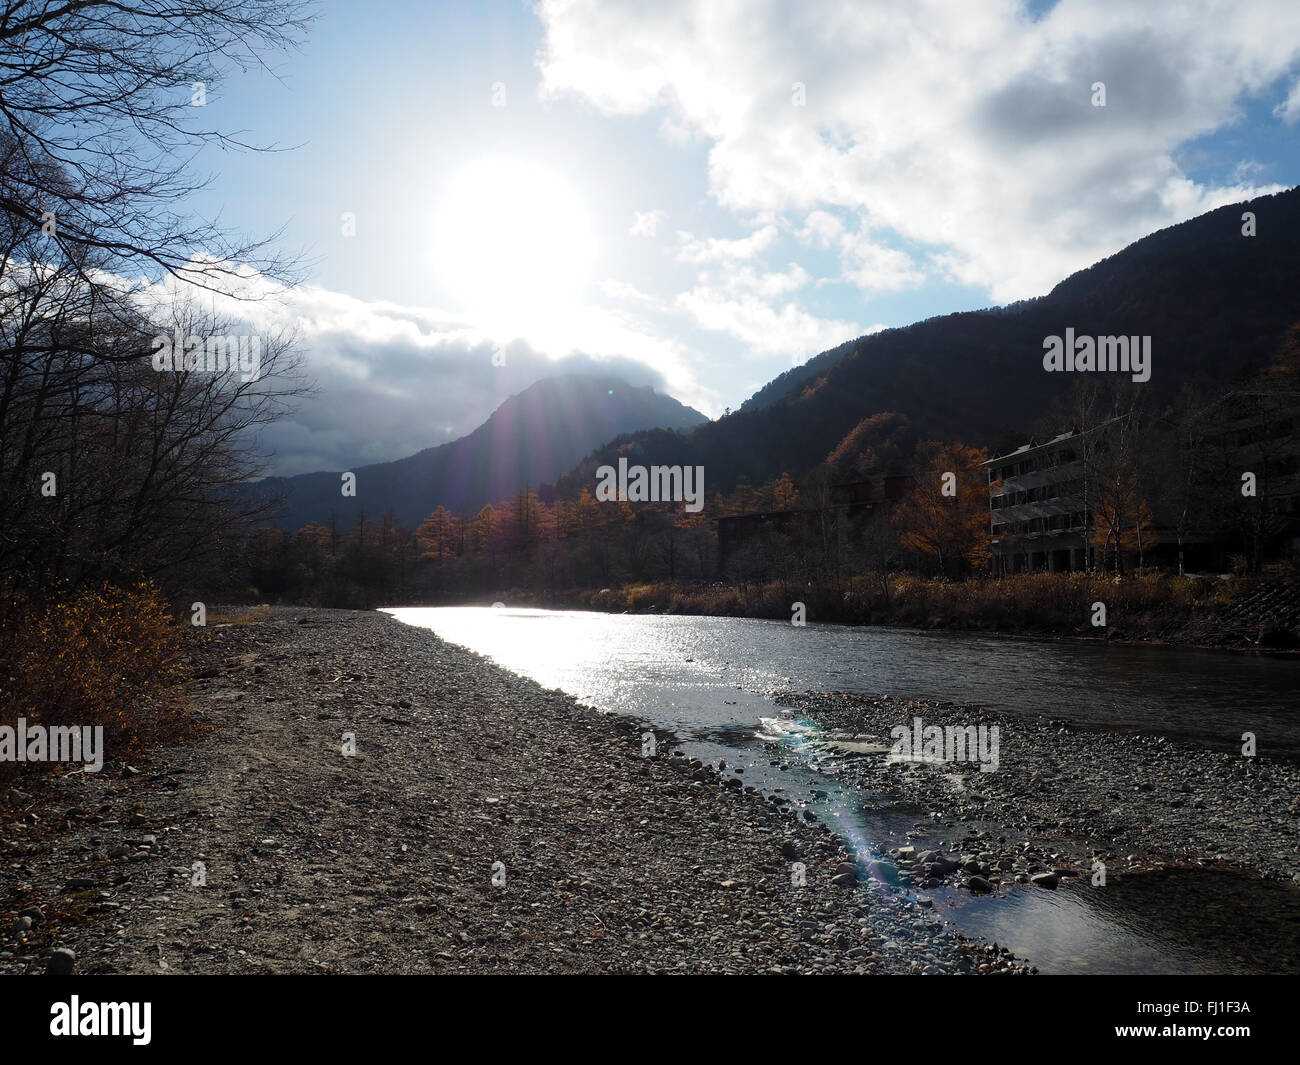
431;157;595;339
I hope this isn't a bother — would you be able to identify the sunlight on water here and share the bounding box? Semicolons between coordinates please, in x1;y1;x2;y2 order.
384;605;1300;973
385;606;794;735
385;605;1299;756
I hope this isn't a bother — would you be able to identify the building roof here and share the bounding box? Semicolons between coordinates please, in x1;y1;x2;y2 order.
982;415;1129;466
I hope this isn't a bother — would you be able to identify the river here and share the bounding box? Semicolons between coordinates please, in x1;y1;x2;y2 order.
385;606;1300;974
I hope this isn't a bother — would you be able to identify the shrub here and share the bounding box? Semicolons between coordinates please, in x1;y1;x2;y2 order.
0;581;198;780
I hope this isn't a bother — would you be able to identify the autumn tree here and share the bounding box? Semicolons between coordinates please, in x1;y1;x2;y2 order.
825;411;912;482
675;509;715;579
771;472;799;510
417;506;455;562
471;504;496;557
297;522;333;557
892;441;992;577
1091;470;1157;574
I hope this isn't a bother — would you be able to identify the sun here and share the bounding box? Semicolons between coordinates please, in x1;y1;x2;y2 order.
431;157;595;339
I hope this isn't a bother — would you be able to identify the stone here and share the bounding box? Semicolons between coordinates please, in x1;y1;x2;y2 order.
927;855;960;877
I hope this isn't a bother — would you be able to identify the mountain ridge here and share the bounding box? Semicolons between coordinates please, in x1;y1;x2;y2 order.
593;186;1300;495
250;374;707;531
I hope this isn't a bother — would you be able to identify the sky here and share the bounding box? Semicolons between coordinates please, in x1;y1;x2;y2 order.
179;0;1300;475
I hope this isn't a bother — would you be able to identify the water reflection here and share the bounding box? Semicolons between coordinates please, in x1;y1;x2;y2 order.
385;607;1299;758
384;606;1300;972
933;870;1300;974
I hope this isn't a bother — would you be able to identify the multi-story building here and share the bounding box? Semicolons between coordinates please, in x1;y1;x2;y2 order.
983;431;1093;574
1201;393;1300;561
985;394;1300;574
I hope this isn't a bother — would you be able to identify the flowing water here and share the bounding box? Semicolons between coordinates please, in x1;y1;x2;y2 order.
385;606;1300;974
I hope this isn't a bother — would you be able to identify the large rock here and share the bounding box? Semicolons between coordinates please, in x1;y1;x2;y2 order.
926;855;960;877
1030;872;1060;890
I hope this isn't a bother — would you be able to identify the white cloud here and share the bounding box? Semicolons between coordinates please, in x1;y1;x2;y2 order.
675;255;856;357
133;260;699;476
676;283;860;358
795;209;844;248
598;278;661;304
670;248;850;358
538;0;1300;301
674;224;778;263
1274;78;1300;123
838;228;926;293
728;262;811;299
630;209;667;237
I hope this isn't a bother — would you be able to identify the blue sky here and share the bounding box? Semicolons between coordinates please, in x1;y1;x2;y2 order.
178;1;1300;474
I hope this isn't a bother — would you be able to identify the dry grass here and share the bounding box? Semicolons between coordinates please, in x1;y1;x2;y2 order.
561;570;1266;638
0;581;202;781
206;603;272;627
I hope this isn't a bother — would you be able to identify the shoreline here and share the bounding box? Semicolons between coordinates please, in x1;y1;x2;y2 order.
774;691;1300;889
0;608;1001;975
375;593;1300;659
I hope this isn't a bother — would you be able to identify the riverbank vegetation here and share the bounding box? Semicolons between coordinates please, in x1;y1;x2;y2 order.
452;567;1294;649
582;568;1295;643
0;583;200;784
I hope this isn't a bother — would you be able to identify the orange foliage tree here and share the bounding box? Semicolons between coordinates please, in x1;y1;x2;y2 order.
892;441;992;577
1091;469;1157;574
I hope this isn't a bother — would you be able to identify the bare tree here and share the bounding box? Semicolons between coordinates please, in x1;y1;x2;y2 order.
0;1;314;609
0;1;313;294
1;269;307;594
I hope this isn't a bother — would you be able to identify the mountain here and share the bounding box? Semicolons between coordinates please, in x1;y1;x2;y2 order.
250;375;707;531
737;334;871;414
567;186;1300;495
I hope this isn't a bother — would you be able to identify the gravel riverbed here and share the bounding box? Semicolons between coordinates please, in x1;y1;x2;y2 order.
775;691;1300;897
1;608;999;975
